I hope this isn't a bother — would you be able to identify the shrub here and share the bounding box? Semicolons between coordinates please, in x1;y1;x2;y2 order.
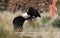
52;18;60;28
41;16;51;24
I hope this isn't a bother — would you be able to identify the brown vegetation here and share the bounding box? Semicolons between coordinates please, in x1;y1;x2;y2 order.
49;0;58;18
0;0;52;12
8;0;52;12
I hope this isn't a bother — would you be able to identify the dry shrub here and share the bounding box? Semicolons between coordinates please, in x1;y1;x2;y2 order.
0;11;23;38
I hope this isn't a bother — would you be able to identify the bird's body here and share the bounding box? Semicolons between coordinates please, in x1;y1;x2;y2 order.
13;16;26;31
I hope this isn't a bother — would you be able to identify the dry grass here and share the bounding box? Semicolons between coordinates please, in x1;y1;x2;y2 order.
0;11;60;38
0;11;23;38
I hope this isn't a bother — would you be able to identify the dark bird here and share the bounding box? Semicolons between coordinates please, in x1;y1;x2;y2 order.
13;7;41;32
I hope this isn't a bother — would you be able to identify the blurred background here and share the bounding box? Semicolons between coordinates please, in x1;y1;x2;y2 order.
0;0;60;38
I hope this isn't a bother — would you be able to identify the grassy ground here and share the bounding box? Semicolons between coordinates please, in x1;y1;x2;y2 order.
0;11;60;38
